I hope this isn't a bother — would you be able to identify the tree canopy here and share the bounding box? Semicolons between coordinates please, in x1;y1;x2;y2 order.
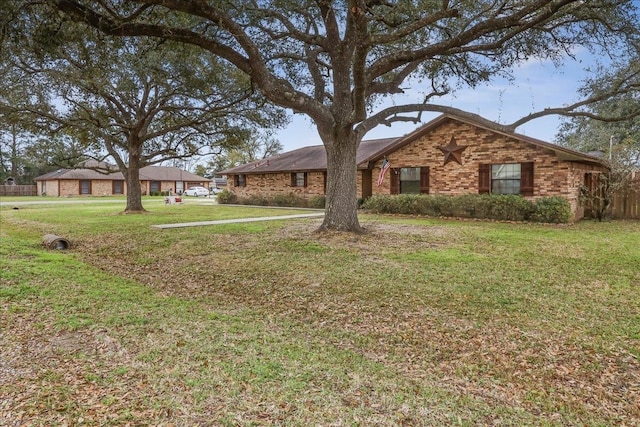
557;61;640;167
207;130;284;175
35;1;640;228
1;1;287;211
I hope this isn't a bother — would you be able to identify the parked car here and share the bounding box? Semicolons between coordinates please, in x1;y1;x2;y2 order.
183;186;210;197
209;187;224;195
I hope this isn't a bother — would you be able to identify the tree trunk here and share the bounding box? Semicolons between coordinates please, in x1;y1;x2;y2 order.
10;123;19;178
319;135;363;232
123;164;146;213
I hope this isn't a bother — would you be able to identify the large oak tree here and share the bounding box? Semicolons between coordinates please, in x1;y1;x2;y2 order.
1;2;286;212
48;0;640;229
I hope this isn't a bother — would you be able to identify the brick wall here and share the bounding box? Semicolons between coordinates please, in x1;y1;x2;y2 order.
226;120;607;219
59;180;79;196
373;121;557;195
372;121;607;218
39;180;59;196
38;179;210;197
92;180;113;196
228;171;326;198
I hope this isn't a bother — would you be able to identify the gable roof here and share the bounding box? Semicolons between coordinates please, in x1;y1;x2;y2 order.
220;137;398;175
374;113;608;166
34;165;209;182
221;113;607;175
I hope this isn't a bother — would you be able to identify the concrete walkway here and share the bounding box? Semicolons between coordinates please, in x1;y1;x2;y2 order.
151;212;325;229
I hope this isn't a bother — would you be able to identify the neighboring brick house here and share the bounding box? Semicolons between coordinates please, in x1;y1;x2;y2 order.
34;163;210;197
221;113;609;220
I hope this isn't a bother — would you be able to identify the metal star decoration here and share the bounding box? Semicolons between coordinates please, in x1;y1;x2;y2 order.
438;136;468;166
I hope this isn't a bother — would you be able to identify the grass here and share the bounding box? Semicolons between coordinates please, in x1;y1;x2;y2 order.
1;199;639;426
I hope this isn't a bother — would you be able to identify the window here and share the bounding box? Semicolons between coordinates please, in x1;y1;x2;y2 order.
291;172;307;187
479;162;533;196
150;181;161;193
112;180;124;195
80;180;91;195
492;163;521;194
390;167;429;195
400;168;420;193
235;175;246;187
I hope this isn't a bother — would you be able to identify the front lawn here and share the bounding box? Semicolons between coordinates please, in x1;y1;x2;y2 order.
1;202;638;426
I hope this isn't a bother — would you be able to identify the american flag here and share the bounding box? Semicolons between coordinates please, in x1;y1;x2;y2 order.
377;157;390;186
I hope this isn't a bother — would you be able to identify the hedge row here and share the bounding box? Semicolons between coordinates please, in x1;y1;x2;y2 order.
218;190;572;223
362;194;572;223
217;190;326;209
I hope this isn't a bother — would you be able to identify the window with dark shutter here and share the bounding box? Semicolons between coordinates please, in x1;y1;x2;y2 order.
291;172;307;187
399;168;420;193
478;164;491;194
420;167;430;194
323;171;327;194
112;180;124;195
520;162;534;196
80;180;91;195
390;168;399;195
480;162;533;196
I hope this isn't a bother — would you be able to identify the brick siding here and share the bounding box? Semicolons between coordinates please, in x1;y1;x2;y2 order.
227;120;607;219
229;171;327;198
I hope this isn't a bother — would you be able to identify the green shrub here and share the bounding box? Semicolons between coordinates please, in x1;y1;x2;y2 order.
531;197;572;223
272;193;304;207
216;189;237;204
309;195;326;209
487;195;535;221
242;195;270;206
222;192;312;208
363;195;400;213
363;194;573;223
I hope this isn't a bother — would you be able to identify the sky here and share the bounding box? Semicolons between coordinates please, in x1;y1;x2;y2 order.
273;49;597;152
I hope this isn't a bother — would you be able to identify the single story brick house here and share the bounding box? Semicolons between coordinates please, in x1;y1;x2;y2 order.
221;113;609;220
34;163;210;197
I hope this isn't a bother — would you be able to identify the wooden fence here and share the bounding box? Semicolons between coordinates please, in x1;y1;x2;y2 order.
0;185;37;196
610;184;640;220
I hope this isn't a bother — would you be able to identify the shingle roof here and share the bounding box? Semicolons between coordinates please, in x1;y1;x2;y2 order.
34;168;123;181
139;166;208;182
34;165;209;182
220;137;398;175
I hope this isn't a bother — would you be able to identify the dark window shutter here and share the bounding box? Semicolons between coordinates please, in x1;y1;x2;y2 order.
390;168;399;195
478;164;490;194
420;167;430;194
521;162;534;196
290;173;295;187
323;171;327;194
304;172;308;188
